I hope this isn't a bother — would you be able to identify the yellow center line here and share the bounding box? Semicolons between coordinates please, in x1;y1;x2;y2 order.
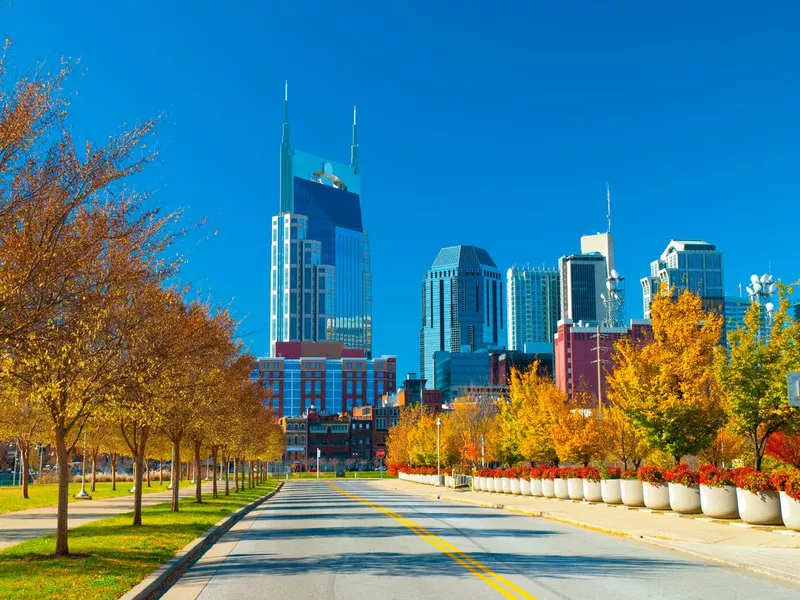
329;483;537;600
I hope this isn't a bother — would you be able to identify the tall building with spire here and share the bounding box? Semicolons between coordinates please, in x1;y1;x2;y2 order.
270;84;372;357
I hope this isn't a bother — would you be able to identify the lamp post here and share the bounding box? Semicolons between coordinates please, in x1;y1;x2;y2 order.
74;432;92;499
481;434;485;468
746;273;776;340
435;417;442;486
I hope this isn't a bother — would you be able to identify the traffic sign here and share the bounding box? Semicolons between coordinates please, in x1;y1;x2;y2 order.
376;449;386;459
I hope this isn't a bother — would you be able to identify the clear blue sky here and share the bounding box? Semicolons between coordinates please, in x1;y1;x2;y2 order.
4;2;800;377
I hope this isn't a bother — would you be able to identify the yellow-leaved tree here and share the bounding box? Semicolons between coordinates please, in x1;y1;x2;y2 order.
601;404;649;469
549;391;603;467
511;366;559;465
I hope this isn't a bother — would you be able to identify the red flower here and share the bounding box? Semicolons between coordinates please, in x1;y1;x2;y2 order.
664;463;698;487
528;466;541;479
637;465;665;484
504;467;521;478
784;471;800;501
620;469;639;480
697;464;734;487
601;466;622;480
733;468;775;494
770;470;790;493
581;466;601;481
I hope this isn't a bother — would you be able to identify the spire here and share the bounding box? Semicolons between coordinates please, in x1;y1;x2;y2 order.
350;105;359;174
282;80;290;146
606;182;611;234
279;80;293;212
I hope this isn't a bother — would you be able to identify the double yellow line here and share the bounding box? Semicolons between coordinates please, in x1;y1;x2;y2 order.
329;483;537;599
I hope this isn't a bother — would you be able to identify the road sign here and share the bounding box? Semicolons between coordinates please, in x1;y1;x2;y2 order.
376;449;386;459
789;372;800;407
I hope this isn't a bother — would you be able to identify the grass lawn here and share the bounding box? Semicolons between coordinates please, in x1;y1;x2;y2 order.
286;471;395;479
0;481;170;514
0;480;278;600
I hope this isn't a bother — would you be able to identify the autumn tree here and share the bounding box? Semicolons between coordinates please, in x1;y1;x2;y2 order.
0;382;48;499
549;391;603;466
507;365;559;465
386;405;424;468
608;291;726;464
698;427;748;468
441;390;497;469
716;286;800;470
601;404;649;469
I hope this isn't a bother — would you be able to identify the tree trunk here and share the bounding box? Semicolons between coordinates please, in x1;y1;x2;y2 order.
211;447;218;499
224;454;230;496
146;458;151;487
194;439;202;504
55;430;70;556
111;454;118;491
90;451;97;492
20;443;30;499
171;439;181;512
234;457;239;493
132;450;144;526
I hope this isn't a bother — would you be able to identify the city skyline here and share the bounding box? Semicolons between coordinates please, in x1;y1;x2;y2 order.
5;3;800;378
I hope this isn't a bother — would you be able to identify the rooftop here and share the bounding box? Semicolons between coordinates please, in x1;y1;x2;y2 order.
430;245;497;269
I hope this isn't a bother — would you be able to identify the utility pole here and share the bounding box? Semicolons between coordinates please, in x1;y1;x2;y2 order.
596;323;603;416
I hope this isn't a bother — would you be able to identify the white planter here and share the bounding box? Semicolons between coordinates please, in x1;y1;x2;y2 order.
511;478;522;495
601;479;622;504
583;479;603;502
643;482;671;510
493;477;502;493
554;478;570;499
481;476;489;492
700;484;738;519
520;478;532;496
567;478;584;500
501;477;511;494
474;476;483;491
486;477;495;492
445;475;454;488
668;483;702;514
621;479;644;507
531;478;543;496
779;492;800;531
542;478;555;498
737;488;783;525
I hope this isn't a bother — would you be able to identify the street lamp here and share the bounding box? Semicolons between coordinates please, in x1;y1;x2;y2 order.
74;432;92;500
746;273;777;339
435;417;443;486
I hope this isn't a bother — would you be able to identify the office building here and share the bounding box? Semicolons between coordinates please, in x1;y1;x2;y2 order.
640;240;724;319
420;245;506;387
580;232;615;276
252;342;396;417
506;266;561;351
554;319;652;404
396;373;443;412
724;296;751;336
432;349;506;403
558;253;607;324
489;347;554;385
270;84;372;356
353;404;400;461
279;417;307;465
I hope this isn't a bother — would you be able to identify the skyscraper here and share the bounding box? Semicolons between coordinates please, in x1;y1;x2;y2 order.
506;266;561;351
558;253;607;324
270;83;372;357
580;233;615;276
420;246;505;387
640;240;724;319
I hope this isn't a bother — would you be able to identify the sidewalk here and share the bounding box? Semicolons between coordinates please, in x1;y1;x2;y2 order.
0;482;213;550
377;479;800;585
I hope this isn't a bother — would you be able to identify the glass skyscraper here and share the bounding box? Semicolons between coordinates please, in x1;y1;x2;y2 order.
420;245;505;388
506;266;561;351
270;84;372;356
640;240;724;319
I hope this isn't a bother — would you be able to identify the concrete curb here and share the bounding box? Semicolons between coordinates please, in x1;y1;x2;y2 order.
378;482;800;586
119;482;284;600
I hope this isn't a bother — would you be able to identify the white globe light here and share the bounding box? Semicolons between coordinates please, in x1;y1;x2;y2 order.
750;274;760;284
752;282;762;293
760;274;769;284
765;302;775;313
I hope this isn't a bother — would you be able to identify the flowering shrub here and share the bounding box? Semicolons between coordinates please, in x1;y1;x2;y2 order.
637;465;665;484
733;467;775;494
540;466;558;480
529;466;541;479
783;471;800;501
519;467;532;479
560;466;581;479
581;466;601;481
664;463;698;487
697;464;734;487
399;466;452;476
601;466;621;480
770;470;790;493
621;469;639;480
504;467;521;479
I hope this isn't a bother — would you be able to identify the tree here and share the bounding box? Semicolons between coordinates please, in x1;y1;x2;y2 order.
441;391;496;469
716;286;800;470
601;404;649;470
386;405;424;468
549;391;603;466
698;427;748;468
510;366;559;465
408;410;442;467
765;432;800;468
608;291;726;464
0;384;48;499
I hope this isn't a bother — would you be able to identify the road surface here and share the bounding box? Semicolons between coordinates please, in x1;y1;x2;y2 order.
162;480;800;600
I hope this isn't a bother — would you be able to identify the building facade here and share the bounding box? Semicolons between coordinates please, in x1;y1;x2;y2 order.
506;266;561;352
252;342;396;417
640;240;724;319
724;296;751;338
580;232;615;276
270;85;372;356
279;417;308;465
489;348;553;386
420;245;506;387
554;319;651;404
558;253;607;324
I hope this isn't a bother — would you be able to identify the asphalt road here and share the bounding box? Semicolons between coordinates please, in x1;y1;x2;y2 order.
162;481;800;600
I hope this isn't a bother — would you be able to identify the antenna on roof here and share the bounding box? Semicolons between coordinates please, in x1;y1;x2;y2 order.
606;182;611;234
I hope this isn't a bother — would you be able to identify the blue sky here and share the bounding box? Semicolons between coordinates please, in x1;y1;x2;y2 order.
4;2;800;377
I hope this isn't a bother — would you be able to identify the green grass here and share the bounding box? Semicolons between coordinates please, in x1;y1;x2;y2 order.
0;481;169;514
284;471;395;480
0;480;278;600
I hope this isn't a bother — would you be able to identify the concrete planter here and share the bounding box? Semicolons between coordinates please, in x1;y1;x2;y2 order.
501;477;511;494
699;484;738;519
621;479;645;507
583;479;603;502
531;478;543;497
567;478;584;500
520;478;532;496
779;492;800;531
474;476;484;491
485;477;493;492
542;478;556;498
554;478;570;499
668;483;702;514
643;482;671;510
601;479;623;504
445;475;454;488
737;488;783;525
510;478;522;495
492;477;502;493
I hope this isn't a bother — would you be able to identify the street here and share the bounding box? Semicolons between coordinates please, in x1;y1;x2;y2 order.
162;481;800;600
